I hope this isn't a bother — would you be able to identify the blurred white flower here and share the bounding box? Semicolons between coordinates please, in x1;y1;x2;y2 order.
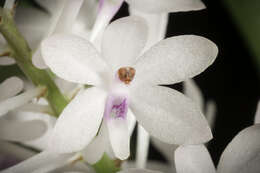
40;16;217;161
0;141;94;173
0;77;45;116
0;149;84;173
0;77;56;151
92;0;205;48
175;124;260;173
122;123;260;173
173;106;260;173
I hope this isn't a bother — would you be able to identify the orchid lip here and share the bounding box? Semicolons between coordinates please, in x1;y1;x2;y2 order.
104;94;129;120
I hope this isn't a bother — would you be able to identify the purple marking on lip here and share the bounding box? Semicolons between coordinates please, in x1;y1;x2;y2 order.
112;98;127;118
104;95;128;120
98;0;105;12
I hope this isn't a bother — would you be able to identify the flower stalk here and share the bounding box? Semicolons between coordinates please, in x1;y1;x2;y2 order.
0;8;68;116
93;154;120;173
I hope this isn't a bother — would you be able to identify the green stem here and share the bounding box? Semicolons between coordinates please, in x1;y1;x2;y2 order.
93;154;121;173
0;8;68;116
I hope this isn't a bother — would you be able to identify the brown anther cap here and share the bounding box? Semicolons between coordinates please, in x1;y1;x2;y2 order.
117;67;136;84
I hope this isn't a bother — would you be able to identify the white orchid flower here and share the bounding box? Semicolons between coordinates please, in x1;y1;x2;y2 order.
122;124;260;173
40;16;217;161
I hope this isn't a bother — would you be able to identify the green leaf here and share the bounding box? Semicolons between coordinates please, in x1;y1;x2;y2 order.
223;0;260;74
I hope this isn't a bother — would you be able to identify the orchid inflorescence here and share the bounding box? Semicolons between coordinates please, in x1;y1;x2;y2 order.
0;0;258;173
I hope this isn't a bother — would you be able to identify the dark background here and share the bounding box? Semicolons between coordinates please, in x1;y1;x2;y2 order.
1;0;260;167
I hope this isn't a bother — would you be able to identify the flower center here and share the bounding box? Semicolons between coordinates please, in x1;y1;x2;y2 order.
117;67;136;85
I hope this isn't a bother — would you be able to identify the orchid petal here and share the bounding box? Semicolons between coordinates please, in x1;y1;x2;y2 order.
19;27;46;51
0;77;23;101
183;79;204;110
217;124;260;173
52;0;84;34
32;49;48;69
205;100;217;129
129;8;168;51
82;123;108;164
1;151;75;173
102;16;148;72
0;57;15;65
0;87;44;116
18;103;53;114
126;0;205;13
127;109;136;136
35;0;65;15
24;113;56;150
0;111;47;142
48;87;106;153
31;0;65;69
130;86;212;145
41;34;110;86
73;0;98;40
15;6;50;41
136;125;150;168
254;101;260;124
75;0;98;30
90;0;124;42
134;35;218;86
175;145;216;173
119;168;163;173
106;117;130;160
